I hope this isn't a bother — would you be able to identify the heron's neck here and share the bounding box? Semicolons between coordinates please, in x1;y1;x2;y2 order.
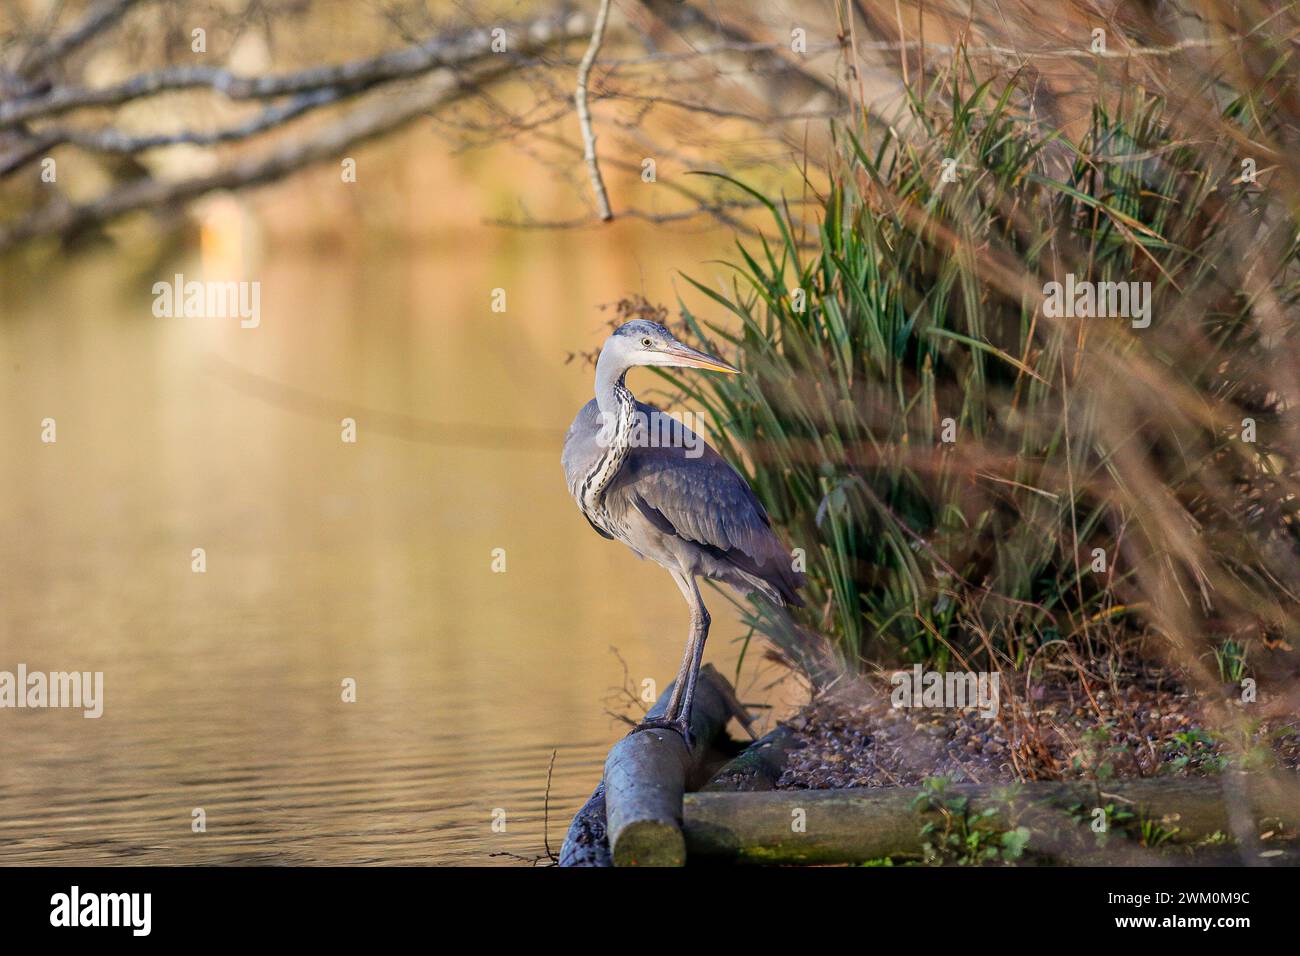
594;347;633;418
583;349;637;513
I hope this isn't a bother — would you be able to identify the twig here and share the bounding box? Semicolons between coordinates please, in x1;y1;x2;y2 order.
14;0;143;81
574;0;614;222
542;748;559;863
486;200;771;229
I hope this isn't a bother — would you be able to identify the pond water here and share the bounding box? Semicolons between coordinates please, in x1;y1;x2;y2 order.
0;180;798;865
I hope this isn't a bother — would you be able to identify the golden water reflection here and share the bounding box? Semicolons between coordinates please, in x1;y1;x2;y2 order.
0;194;799;864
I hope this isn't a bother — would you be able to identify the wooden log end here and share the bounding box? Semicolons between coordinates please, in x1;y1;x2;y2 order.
562;664;749;866
611;818;686;867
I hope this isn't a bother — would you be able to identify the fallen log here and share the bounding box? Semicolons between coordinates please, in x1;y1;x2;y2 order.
557;783;611;868
603;664;750;866
559;663;747;867
684;776;1300;865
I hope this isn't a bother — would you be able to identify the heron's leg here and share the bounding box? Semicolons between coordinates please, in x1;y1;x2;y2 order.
634;570;705;748
661;634;695;722
676;577;711;731
663;570;707;720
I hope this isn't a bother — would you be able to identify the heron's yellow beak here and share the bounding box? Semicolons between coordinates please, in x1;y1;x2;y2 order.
661;341;740;374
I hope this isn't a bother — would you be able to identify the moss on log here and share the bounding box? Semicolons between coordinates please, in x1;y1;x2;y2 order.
684;776;1300;864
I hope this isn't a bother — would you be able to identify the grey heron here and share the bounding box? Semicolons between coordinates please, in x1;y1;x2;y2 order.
563;320;804;746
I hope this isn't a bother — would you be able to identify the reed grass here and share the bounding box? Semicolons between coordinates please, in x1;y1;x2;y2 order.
656;28;1299;700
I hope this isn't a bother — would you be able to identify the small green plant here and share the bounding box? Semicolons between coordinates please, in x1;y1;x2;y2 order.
1066;800;1136;850
1138;815;1180;848
1214;639;1249;684
911;776;1030;865
1163;728;1227;774
1073;724;1135;780
1065;799;1182;850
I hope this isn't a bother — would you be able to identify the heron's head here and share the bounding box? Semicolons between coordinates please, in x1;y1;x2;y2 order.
604;320;739;374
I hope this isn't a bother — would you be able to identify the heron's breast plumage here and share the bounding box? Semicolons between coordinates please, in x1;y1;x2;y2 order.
563;397;804;604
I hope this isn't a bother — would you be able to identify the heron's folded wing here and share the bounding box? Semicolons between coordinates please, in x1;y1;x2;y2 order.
618;445;778;567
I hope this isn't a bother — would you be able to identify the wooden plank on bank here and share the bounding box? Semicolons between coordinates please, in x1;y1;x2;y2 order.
683;776;1300;864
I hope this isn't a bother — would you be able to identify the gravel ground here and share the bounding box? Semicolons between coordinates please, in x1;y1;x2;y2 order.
776;668;1300;790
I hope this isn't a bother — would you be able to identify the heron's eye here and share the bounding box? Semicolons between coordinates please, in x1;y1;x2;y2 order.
641;337;653;348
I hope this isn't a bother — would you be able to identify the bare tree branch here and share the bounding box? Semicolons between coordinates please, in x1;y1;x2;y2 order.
0;12;587;127
0;88;345;176
632;0;845;110
484;120;818;244
600;91;844;126
0;2;853;256
0;65;510;252
13;0;144;82
575;0;614;222
0;2;841;254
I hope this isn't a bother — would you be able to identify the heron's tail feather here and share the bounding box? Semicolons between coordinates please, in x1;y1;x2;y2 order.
735;564;805;608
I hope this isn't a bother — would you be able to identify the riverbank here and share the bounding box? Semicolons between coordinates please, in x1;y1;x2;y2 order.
775;665;1300;792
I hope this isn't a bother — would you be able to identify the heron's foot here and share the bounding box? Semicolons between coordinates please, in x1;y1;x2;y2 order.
632;716;695;750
